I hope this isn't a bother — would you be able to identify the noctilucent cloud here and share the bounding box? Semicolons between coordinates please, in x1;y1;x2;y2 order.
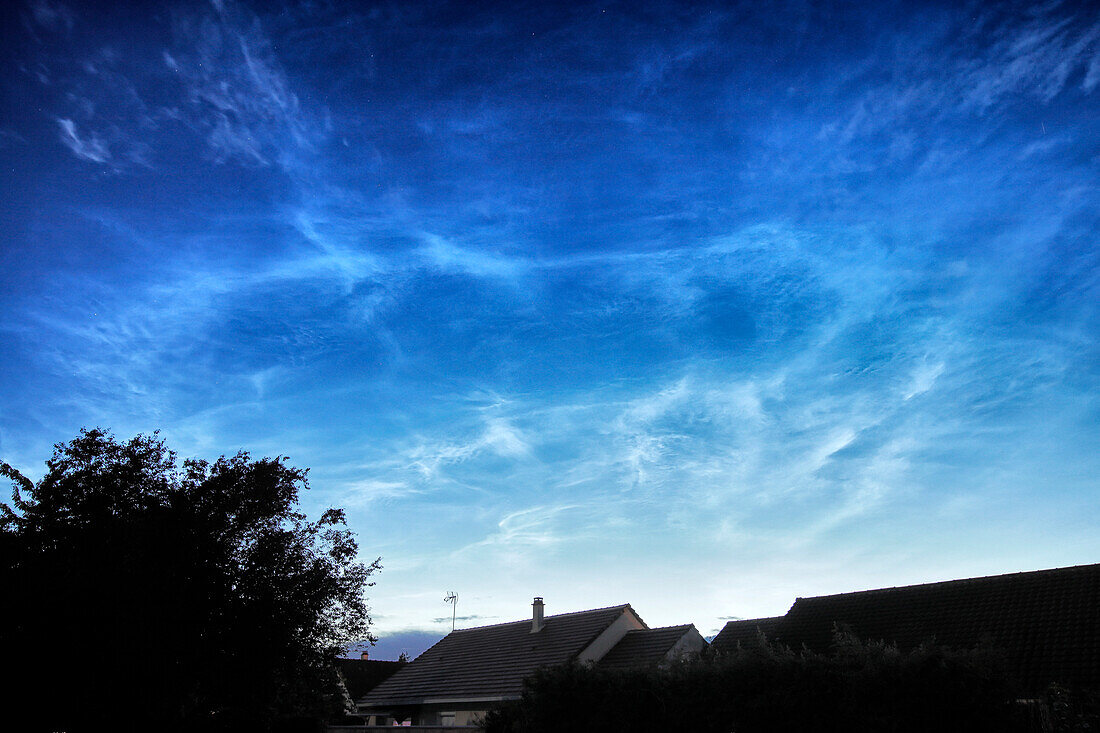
2;0;1098;653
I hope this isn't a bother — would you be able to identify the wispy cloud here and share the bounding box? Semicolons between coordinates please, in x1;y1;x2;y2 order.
56;118;109;163
417;233;528;281
406;416;532;480
166;3;317;170
30;0;74;33
1085;52;1100;92
464;504;585;552
338;479;420;509
431;614;496;624
904;360;945;401
959;11;1099;112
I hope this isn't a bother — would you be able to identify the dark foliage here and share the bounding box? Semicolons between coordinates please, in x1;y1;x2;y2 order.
1045;684;1100;732
483;631;1038;733
0;429;379;732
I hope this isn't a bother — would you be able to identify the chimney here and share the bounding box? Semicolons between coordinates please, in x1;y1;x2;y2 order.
531;597;545;633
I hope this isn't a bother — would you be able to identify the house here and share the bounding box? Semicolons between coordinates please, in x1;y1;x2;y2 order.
333;657;405;711
707;616;782;652
597;624;707;671
711;563;1100;695
357;597;706;726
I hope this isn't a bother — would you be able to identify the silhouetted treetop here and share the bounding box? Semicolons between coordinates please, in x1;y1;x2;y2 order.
1;428;380;733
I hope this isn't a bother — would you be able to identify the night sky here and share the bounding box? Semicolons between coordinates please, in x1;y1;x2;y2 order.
2;0;1099;655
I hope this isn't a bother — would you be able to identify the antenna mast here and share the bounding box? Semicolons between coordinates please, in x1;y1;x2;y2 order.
444;591;458;631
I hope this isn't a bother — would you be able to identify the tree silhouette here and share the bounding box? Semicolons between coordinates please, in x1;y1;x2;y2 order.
1;428;379;732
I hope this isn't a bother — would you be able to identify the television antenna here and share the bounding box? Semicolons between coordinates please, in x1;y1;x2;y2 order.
444;591;458;631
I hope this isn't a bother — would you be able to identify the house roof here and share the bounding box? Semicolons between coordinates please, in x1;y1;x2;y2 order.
360;604;636;707
335;658;405;700
710;617;783;655
597;624;699;670
720;563;1100;694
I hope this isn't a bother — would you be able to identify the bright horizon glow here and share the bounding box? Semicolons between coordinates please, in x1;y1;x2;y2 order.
2;0;1098;657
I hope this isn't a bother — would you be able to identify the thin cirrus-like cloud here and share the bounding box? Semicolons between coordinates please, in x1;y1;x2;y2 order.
29;0;74;33
56;118;109;163
163;1;317;169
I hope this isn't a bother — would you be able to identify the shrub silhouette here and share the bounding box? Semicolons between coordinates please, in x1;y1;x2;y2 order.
483;630;1030;733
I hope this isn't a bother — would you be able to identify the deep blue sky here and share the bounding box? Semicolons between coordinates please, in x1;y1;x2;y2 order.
2;0;1098;655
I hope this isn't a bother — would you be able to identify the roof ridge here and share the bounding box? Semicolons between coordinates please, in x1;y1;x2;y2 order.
447;603;631;633
792;562;1100;604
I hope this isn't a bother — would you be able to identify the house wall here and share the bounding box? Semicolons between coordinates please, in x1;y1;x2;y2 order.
664;627;707;663
361;701;495;727
415;702;494;726
576;608;646;663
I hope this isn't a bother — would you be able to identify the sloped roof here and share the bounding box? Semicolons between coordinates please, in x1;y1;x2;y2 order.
597;624;699;670
360;604;634;706
721;563;1100;694
335;658;405;700
710;617;783;655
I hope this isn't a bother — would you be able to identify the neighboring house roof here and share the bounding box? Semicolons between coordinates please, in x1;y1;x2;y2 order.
335;659;405;700
361;604;638;707
598;624;700;670
710;617;783;655
716;563;1100;695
